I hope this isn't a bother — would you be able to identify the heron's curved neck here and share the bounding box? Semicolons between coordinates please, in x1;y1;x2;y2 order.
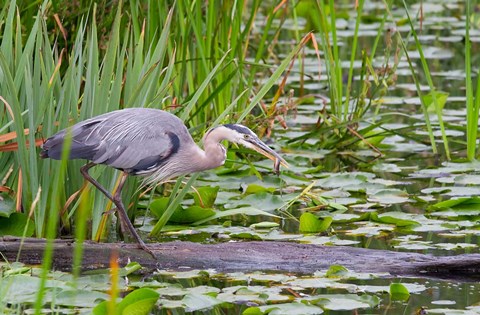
184;129;226;172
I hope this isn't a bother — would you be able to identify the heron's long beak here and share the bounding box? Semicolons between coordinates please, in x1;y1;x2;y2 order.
248;138;289;169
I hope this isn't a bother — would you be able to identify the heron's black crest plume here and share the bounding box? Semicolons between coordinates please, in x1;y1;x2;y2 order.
223;124;256;136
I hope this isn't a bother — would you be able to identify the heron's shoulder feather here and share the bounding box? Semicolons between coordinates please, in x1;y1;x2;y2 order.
42;108;193;173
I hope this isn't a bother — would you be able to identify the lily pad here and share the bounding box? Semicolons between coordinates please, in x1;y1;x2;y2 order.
390;283;410;301
0;194;14;217
0;212;35;237
183;293;224;312
193;207;280;225
370;211;419;227
309;294;380;310
299;213;333;233
192;186;219;208
367;189;410;204
170;206;216;224
56;290;109;308
429;197;480;211
225;192;285;212
244;302;324;315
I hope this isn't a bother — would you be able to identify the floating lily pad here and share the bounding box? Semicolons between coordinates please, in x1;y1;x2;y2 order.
244;302;324;315
346;222;395;236
390;283;410;301
243;184;276;194
309;294;380;310
370;211;419;227
325;265;349;278
170;206;216;224
436;174;480;185
250;221;280;229
367;189;410;204
58;290;109;308
225;192;285;212
192;186;219;208
183;293;225;312
429;197;480;211
0;213;35;237
217;285;290;304
299;235;360;246
315;173;372;189
299;213;332;233
193;207;280;225
0;194;14;218
372;163;402;173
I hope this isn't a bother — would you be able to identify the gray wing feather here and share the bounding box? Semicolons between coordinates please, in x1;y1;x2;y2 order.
41;108;191;174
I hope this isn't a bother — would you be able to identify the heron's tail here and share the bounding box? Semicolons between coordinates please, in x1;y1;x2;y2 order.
39;131;68;160
39;147;49;159
39;136;57;159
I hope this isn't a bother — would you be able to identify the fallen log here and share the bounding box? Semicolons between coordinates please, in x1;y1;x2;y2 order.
1;236;479;280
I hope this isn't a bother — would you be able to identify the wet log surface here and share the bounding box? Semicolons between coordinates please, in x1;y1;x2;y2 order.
1;236;479;280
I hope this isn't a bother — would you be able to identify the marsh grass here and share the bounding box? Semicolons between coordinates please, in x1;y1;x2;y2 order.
401;0;450;159
0;0;310;244
0;1;315;311
465;0;480;161
0;0;470;255
0;0;479;313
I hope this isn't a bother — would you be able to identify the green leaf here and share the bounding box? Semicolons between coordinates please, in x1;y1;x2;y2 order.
429;197;480;210
310;294;380;310
0;212;34;236
92;301;108;315
192;186;219;208
299;213;332;233
150;197;215;224
0;194;14;218
170;206;216;224
227;192;284;212
230;232;263;240
250;221;280;229
358;129;386;148
123;262;142;276
55;290;110;308
243;302;324;314
367;189;410;204
423;90;449;113
0;275;43;303
117;288;160;315
149;197;182;219
332;212;370;223
244;184;276;194
243;307;263;315
325;265;349;278
193;207;280;225
370;211;419;227
389;283;410;301
182;293;224;312
316;174;369;189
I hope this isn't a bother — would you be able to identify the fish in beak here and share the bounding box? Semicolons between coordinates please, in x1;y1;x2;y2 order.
247;137;288;174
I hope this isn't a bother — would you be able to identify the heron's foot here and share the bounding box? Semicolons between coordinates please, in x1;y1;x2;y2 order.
119;221;156;259
137;240;156;259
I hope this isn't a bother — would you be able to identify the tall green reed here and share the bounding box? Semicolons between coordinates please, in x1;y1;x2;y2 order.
0;0;307;242
465;0;480;161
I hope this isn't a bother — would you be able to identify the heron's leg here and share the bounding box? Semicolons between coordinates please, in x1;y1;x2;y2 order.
80;163;155;257
80;162;115;201
113;173;152;252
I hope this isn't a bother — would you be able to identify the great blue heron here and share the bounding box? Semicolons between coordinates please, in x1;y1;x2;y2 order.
40;108;287;254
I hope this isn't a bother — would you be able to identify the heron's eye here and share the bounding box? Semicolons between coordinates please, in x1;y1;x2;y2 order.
243;134;249;139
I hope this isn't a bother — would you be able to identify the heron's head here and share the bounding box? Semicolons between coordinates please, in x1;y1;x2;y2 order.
206;124;288;171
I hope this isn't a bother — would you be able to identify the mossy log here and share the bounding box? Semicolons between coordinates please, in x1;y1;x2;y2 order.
1;236;479;280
